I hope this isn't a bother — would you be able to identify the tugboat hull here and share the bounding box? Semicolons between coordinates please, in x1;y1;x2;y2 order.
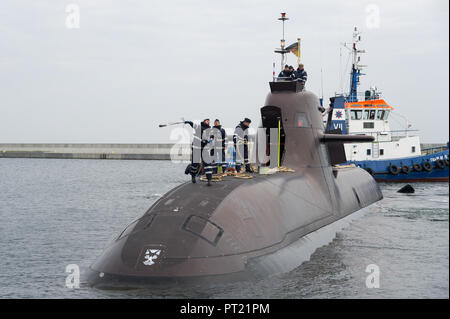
350;149;449;182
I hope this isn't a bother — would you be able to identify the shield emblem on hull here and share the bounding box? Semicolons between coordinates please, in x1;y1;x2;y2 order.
135;245;166;270
143;249;161;266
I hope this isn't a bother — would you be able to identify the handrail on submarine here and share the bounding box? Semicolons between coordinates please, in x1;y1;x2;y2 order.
275;76;295;81
319;133;375;143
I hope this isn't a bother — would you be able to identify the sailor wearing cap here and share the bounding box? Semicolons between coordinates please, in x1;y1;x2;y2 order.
212;119;227;174
184;119;214;185
233;118;253;173
278;65;293;80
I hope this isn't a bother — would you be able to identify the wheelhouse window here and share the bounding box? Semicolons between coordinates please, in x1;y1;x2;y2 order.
350;110;362;120
363;109;376;120
363;110;369;120
377;110;385;120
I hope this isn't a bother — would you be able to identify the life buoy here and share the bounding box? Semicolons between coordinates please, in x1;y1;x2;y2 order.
413;163;422;172
365;167;374;175
389;164;401;175
422;161;432;172
401;165;411;174
435;159;446;169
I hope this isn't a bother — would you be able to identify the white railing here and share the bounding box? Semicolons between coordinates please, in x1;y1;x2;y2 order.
349;129;419;143
421;144;448;155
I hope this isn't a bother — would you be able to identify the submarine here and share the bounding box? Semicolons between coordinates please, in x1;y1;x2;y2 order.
87;83;382;288
87;16;383;288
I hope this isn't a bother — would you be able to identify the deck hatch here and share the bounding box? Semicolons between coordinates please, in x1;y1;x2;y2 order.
182;215;224;246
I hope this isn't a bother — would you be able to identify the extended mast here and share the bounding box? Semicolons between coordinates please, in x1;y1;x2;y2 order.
346;27;366;102
274;13;289;71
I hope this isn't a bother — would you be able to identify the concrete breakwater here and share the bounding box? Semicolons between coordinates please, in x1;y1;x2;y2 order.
0;143;191;161
0;143;446;161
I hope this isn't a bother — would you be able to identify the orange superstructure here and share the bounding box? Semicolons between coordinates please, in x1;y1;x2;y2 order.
345;99;394;110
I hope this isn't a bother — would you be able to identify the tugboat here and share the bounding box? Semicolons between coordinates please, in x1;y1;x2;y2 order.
326;27;449;182
87;15;382;288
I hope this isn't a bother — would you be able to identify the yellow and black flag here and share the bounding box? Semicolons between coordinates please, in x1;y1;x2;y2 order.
286;39;301;64
286;42;299;57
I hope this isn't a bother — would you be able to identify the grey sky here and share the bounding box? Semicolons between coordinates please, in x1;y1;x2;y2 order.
0;0;448;143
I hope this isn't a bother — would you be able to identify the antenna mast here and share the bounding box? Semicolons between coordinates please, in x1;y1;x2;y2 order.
344;27;366;102
274;12;289;71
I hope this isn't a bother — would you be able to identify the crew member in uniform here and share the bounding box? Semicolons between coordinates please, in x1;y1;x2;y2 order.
212;119;226;174
184;119;214;185
288;65;295;75
233;118;252;173
278;65;292;79
294;63;307;85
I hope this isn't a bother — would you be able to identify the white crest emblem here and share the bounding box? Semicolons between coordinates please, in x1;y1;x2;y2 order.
143;249;161;266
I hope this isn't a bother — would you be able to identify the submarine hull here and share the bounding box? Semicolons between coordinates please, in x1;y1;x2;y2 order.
88;89;383;287
87;168;381;287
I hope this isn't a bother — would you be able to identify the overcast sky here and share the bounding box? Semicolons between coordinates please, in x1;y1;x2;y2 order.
0;0;448;143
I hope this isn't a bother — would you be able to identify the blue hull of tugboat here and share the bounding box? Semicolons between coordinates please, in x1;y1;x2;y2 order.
348;149;449;182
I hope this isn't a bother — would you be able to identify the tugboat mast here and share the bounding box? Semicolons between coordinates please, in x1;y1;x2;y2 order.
274;12;289;71
345;27;366;102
